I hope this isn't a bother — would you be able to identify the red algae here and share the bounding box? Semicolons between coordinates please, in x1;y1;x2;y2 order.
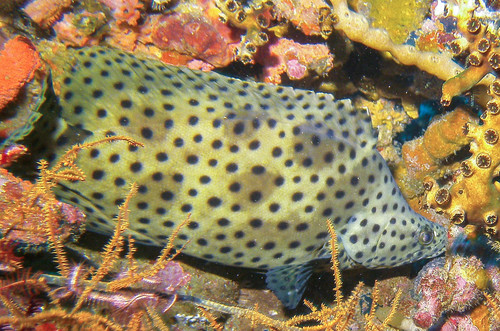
0;36;41;111
413;255;493;329
152;13;236;67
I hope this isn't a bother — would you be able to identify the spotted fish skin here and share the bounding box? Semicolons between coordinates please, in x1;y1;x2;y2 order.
44;47;447;308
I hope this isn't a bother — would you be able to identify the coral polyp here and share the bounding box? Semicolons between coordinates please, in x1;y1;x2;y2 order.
216;0;276;63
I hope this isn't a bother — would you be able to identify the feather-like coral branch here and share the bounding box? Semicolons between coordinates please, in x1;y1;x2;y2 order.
107;214;191;291
71;182;138;313
327;219;343;304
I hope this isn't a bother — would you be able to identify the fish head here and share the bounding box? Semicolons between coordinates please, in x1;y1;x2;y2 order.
339;209;447;269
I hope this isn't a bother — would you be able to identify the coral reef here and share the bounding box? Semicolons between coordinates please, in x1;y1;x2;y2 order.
354;97;412;161
97;0;143;26
0;144;27;167
22;0;72;28
272;0;334;38
351;0;430;44
151;12;236;68
53;11;107;47
395;107;477;200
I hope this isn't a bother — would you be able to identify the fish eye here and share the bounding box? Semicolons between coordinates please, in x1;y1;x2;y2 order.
418;226;434;245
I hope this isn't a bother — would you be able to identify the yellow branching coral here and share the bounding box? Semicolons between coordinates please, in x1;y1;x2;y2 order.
106;215;190;292
0;135;143;277
441;6;500;106
42;136;143;278
328;0;462;81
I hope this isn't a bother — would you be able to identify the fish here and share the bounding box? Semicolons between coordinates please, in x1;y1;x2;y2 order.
39;46;447;309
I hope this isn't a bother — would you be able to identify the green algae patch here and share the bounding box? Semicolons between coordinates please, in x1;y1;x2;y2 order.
358;0;431;44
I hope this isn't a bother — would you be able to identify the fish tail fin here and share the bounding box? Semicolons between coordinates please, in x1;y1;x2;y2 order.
265;262;314;309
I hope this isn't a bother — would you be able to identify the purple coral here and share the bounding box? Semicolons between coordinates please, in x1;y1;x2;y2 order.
51;261;191;318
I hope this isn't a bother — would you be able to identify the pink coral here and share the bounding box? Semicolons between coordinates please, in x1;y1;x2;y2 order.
441;315;480;331
256;38;334;84
97;0;143;26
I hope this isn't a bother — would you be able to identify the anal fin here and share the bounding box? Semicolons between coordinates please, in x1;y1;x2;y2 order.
265;262;313;309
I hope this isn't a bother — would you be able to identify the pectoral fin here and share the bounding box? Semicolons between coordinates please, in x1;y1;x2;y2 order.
265;262;314;309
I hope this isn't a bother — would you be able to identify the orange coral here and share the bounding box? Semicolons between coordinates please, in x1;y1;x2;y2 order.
0;36;41;111
394;107;476;204
400;107;476;182
425;85;500;237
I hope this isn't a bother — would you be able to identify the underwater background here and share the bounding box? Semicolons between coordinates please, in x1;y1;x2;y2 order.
0;0;500;330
